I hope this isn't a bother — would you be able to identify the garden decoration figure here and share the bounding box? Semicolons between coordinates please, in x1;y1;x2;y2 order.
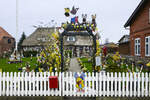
74;73;85;92
70;6;79;15
82;14;87;24
91;14;97;31
64;8;70;17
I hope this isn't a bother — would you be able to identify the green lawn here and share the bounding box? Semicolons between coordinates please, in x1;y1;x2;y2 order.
80;57;93;72
0;57;37;72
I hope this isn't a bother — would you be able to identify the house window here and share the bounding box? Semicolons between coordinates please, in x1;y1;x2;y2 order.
135;38;140;55
8;39;11;44
145;36;150;56
67;36;75;41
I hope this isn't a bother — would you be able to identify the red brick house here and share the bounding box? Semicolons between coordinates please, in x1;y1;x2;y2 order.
124;0;150;57
0;27;15;57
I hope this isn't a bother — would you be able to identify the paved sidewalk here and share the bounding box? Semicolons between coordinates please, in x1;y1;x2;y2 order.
69;58;81;72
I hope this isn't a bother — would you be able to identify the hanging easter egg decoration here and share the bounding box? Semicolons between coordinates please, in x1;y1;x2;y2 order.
64;8;70;17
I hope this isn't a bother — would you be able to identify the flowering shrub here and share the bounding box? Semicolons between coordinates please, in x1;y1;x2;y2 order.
146;62;150;67
37;31;61;72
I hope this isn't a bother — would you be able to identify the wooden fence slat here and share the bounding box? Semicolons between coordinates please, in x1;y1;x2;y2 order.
0;72;1;96
62;72;65;96
106;72;109;97
126;73;129;97
43;72;46;96
149;73;150;97
17;72;20;96
99;72;102;96
14;72;17;96
21;72;24;96
130;72;133;97
6;72;9;96
145;72;148;96
141;73;144;97
32;72;35;96
122;72;125;97
110;72;113;97
2;72;5;96
148;73;150;97
59;72;61;96
96;72;98;96
133;73;137;97
118;72;121;97
137;73;141;97
114;72;117;97
92;72;95;97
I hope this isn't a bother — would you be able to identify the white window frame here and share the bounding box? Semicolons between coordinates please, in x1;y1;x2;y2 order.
135;38;141;56
67;36;75;42
145;36;150;56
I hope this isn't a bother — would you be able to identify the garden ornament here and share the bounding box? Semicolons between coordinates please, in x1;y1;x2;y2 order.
91;14;96;26
82;14;87;24
70;6;79;15
74;73;85;92
64;8;70;17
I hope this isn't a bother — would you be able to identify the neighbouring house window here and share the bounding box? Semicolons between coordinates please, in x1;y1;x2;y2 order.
145;36;150;56
67;36;75;41
8;39;11;44
135;38;140;55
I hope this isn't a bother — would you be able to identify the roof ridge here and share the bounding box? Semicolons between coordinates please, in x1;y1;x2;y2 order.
124;0;147;27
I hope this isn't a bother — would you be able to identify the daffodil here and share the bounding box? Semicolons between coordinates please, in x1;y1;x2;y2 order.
146;62;150;67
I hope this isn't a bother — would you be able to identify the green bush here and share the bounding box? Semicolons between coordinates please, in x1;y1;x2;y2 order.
23;51;38;57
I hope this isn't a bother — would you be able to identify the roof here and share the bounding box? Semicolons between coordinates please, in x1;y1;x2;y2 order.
124;0;147;27
0;27;14;41
104;42;118;48
118;35;130;43
22;27;58;46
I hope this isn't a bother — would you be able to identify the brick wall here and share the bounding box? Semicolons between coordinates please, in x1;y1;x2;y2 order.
119;42;130;55
130;0;150;57
0;37;15;57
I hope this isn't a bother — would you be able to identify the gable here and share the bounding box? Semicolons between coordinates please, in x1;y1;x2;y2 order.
124;0;148;27
22;27;57;46
0;27;14;41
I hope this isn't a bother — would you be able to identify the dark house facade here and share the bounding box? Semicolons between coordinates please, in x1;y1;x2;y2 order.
0;27;15;57
124;0;150;57
118;35;130;55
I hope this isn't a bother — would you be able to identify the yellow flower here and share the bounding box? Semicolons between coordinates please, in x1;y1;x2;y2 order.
49;67;53;72
146;62;150;67
113;52;120;61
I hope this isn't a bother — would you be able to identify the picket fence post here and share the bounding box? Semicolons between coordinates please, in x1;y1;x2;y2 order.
0;72;1;96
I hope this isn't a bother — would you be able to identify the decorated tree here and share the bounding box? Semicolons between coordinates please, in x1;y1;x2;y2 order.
37;30;61;72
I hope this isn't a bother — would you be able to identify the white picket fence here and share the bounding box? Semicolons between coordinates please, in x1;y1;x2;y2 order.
0;72;150;97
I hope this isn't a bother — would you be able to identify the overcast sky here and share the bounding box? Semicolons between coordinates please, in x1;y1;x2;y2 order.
0;0;141;43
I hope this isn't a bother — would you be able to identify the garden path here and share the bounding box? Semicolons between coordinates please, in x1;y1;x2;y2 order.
69;58;81;72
